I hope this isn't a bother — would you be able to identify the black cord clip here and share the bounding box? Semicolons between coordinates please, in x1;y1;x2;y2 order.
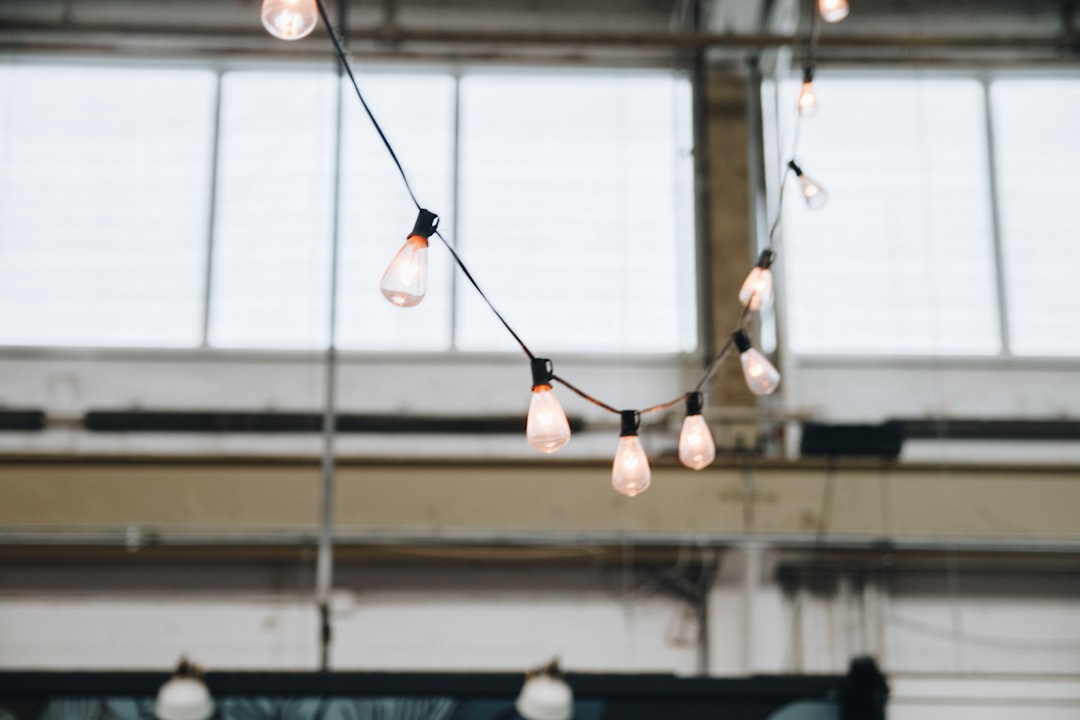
410;209;440;239
731;329;752;354
531;358;555;388
620;410;641;437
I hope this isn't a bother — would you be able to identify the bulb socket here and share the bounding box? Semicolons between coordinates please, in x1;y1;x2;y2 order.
410;209;439;239
620;410;641;437
787;160;804;177
755;249;776;269
686;392;704;417
531;358;554;388
732;329;752;354
802;66;815;83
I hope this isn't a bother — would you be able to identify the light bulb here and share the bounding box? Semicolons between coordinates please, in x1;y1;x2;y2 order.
612;411;651;497
678;392;715;471
798;68;816;116
739;250;776;310
261;0;318;40
818;0;850;23
798;81;816;116
526;387;570;453
380;236;428;307
732;330;781;396
156;658;213;720
381;209;439;308
525;359;571;453
788;160;828;210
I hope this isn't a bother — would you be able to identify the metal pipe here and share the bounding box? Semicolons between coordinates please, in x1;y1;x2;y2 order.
199;70;224;348
315;0;347;673
0;21;1072;53
5;528;1080;556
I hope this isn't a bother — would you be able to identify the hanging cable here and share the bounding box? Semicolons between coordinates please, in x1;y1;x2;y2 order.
288;0;838;493
315;0;421;210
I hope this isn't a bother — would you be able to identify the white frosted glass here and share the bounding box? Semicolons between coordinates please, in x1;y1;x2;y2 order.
209;70;337;349
0;64;215;346
991;79;1080;356
781;76;1000;355
336;72;455;350
455;71;696;354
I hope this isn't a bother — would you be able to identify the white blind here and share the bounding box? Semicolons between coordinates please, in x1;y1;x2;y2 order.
455;71;696;354
208;70;337;349
336;72;456;351
991;79;1080;356
782;76;1000;356
0;64;215;346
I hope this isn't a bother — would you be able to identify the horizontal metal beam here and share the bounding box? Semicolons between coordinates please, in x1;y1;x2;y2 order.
0;21;1073;57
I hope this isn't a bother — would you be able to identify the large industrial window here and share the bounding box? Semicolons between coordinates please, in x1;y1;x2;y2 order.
0;64;217;347
0;61;695;355
777;73;1080;358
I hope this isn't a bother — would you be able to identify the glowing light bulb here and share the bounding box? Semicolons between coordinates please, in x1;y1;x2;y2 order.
612;411;651;497
798;67;816;116
381;209;439;308
818;0;850;23
788;160;828;210
678;392;715;471
732;330;781;396
261;0;318;40
739;249;775;310
526;359;571;453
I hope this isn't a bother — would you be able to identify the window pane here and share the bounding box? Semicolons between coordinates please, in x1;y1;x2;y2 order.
456;71;696;353
209;71;337;349
782;77;1000;355
337;71;455;351
992;79;1080;356
0;64;215;346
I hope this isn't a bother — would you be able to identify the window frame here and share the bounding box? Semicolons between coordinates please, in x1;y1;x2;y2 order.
0;54;699;360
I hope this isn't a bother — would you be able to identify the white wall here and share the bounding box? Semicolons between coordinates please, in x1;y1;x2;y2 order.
2;546;1079;717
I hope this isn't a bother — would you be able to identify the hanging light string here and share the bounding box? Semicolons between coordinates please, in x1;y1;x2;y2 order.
298;0;837;492
313;0;793;415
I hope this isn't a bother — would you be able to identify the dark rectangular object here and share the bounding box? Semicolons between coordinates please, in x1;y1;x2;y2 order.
83;411;584;435
898;418;1080;442
0;410;46;432
800;422;903;458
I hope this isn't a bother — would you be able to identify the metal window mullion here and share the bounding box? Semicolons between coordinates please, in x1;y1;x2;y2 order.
981;75;1012;356
199;69;225;347
449;68;463;351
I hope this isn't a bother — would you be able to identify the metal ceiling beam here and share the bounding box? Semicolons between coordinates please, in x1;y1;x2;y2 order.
0;20;1074;54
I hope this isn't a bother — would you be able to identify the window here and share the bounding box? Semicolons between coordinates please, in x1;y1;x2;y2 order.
0;61;695;356
777;72;1080;358
456;72;696;353
209;70;338;349
0;64;216;347
991;79;1080;356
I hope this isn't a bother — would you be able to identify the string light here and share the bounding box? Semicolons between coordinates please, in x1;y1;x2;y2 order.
612;411;651;497
732;330;781;396
798;66;817;116
526;358;572;453
818;0;850;23
739;249;776;310
261;0;318;40
788;160;829;210
261;0;836;496
678;392;716;471
381;209;438;308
